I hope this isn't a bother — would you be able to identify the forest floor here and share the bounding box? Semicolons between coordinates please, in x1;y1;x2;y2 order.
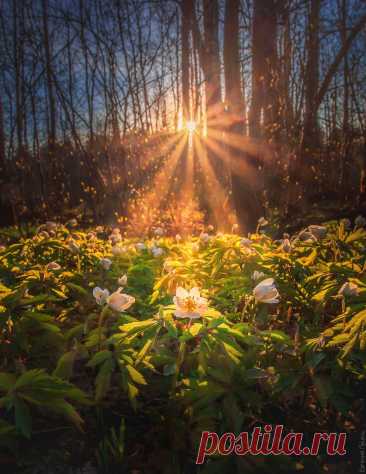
0;218;365;473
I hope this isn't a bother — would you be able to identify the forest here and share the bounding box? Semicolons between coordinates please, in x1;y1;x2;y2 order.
0;0;366;473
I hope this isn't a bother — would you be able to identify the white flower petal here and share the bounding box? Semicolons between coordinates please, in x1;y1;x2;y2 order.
107;289;135;312
176;287;188;299
189;287;201;298
262;297;280;304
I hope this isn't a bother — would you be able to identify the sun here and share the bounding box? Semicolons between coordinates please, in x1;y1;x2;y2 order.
185;121;197;134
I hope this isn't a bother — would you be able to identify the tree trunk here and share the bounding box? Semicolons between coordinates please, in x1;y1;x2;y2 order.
181;0;192;124
249;0;278;139
203;0;222;135
0;98;5;176
224;0;263;234
0;97;15;226
13;0;23;150
302;0;321;151
41;0;57;145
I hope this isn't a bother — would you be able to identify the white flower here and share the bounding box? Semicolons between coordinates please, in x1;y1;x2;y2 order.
340;218;351;230
281;238;292;253
338;282;359;297
252;270;265;281
308;225;327;239
163;260;174;272
68;240;80;253
96;226;104;233
39;231;50;239
175;234;182;242
100;258;112;270
253;278;280;304
258;217;268;227
68;218;78;227
46;262;61;271
240;238;252;247
207;225;214;232
173;287;208;319
112;228;121;235
152;246;164;257
154;227;164;236
46;221;57;232
191;242;200;252
106;288;135;312
118;274;128;286
298;230;317;243
110;233;122;245
87;232;96;240
136;242;146;251
93;287;110;305
200;232;210;243
0;245;5;252
232;223;239;233
355;215;366;228
112;245;127;256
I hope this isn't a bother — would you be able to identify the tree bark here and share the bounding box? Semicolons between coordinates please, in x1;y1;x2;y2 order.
302;0;321;151
203;0;222;135
181;0;192;124
249;0;278;139
41;0;57;146
224;0;263;233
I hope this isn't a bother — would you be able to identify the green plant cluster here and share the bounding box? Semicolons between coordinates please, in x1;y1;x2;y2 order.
0;219;365;473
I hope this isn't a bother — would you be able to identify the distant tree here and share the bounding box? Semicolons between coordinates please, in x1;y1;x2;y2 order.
249;0;279;139
181;0;192;125
224;0;263;233
41;0;57;146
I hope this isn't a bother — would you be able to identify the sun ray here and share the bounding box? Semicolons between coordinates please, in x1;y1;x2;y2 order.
204;132;269;195
126;133;188;232
207;128;274;164
192;134;234;230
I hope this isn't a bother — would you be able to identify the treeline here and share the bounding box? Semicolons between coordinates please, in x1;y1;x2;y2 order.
0;0;366;230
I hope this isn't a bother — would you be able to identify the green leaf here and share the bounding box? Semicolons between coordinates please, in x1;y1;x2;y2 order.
66;283;89;296
261;330;292;345
341;334;359;359
221;342;242;364
127;382;138;409
65;324;85;340
87;350;112;368
346;228;366;243
48;399;84;432
312;284;336;303
119;319;157;334
189;323;202;337
53;351;76;380
14;397;32;439
306;352;326;369
298;248;317;266
136;339;153;364
0;373;16;391
165;319;178;338
95;358;115;401
14;369;46;390
126;365;147;385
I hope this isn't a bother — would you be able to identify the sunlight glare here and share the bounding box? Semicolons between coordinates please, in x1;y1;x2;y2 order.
186;121;197;134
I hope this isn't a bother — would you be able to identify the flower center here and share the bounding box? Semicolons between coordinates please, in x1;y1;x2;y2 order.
184;297;197;313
